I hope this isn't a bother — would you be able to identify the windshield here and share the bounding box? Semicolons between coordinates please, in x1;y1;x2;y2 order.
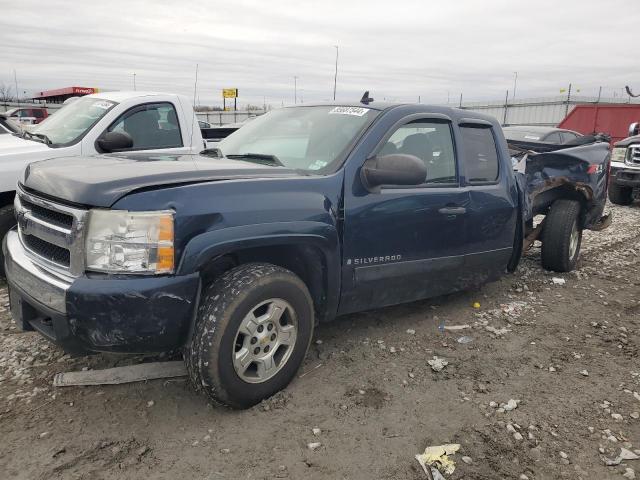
503;128;543;141
30;97;116;147
0;115;22;134
217;106;379;173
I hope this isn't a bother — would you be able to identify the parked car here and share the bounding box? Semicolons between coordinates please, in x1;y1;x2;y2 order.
0;91;216;276
503;126;582;144
3;101;610;408
0;113;22;135
608;122;640;205
4;107;49;125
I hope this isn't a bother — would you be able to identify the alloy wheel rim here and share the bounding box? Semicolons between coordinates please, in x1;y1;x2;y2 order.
569;222;580;260
232;298;298;384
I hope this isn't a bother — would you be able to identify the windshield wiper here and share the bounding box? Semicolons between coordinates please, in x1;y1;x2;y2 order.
226;153;284;167
32;133;53;145
21;130;53;146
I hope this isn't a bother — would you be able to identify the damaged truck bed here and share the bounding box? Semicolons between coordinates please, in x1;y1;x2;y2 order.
509;136;612;250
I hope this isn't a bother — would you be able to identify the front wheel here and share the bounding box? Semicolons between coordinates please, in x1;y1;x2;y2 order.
540;199;583;272
186;263;314;409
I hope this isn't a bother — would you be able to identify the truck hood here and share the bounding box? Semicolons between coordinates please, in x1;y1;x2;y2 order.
615;135;640;147
0;134;51;156
21;153;301;207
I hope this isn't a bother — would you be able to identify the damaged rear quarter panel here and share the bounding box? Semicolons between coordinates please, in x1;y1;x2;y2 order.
521;142;610;228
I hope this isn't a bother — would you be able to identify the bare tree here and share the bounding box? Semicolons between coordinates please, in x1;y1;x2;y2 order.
0;83;14;104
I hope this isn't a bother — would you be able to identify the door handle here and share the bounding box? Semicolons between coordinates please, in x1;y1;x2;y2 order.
438;206;466;215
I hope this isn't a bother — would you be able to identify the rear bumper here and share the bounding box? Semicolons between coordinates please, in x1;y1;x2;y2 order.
3;229;200;354
610;162;640;187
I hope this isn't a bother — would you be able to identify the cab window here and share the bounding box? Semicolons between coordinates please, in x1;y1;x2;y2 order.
381;120;456;185
108;102;183;150
460;125;499;184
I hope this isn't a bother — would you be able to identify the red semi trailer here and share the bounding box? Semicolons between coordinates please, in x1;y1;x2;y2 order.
558;104;640;144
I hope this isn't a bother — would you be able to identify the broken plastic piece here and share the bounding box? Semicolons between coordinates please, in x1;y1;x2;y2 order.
415;443;461;475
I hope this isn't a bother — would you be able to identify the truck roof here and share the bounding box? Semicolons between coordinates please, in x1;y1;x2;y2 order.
84;91;185;103
281;101;498;123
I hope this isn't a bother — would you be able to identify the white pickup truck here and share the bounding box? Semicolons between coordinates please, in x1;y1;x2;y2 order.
0;91;210;275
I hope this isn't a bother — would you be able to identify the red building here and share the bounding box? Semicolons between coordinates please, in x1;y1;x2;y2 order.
32;86;100;104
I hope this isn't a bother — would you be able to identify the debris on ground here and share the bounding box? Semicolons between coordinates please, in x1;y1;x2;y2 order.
605;448;640;466
443;324;470;331
551;277;566;285
415;443;460;476
427;356;449;372
53;361;187;387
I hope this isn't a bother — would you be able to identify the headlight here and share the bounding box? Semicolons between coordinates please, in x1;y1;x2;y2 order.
85;210;174;274
611;147;628;163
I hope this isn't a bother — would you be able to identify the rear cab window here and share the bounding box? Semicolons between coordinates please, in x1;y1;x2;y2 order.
460;125;500;184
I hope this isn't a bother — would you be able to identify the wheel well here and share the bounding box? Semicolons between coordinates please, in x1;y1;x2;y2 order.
200;244;329;322
532;185;589;219
0;191;15;208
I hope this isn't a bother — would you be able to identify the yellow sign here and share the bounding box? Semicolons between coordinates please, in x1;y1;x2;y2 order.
222;88;238;98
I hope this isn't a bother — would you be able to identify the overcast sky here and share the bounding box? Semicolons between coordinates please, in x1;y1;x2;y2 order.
1;0;639;107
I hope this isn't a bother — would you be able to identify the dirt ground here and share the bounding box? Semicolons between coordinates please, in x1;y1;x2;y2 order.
1;202;639;480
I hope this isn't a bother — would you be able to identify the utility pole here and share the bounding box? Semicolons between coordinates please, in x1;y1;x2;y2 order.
13;69;19;103
133;73;137;91
512;71;518;101
294;76;298;104
503;89;509;125
333;45;339;101
565;83;572;117
459;92;463;108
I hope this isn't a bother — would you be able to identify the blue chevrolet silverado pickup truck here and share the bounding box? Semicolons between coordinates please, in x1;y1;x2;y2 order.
3;101;610;408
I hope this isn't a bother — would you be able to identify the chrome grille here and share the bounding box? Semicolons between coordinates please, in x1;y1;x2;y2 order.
629;146;640;166
15;187;88;278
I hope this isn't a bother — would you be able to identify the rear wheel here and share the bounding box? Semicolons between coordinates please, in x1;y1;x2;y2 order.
608;183;634;206
0;205;17;279
186;263;314;409
541;199;583;272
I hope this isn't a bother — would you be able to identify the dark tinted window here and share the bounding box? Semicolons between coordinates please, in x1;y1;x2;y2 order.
560;131;578;143
543;132;562;144
460;126;499;183
383;120;456;184
33;110;45;118
109;102;183;150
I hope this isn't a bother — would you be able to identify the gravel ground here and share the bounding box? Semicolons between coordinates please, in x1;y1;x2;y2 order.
1;202;639;480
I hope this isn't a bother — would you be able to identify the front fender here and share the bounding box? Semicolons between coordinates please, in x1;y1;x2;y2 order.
177;221;341;319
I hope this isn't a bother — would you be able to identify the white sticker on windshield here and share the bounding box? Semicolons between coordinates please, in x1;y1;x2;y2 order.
329;106;369;116
308;160;328;170
92;101;112;110
524;135;540;140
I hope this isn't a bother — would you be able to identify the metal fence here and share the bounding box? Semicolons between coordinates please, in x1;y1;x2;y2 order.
196;110;266;126
456;95;640;127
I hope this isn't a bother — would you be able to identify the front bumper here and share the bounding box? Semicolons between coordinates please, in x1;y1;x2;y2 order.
3;229;200;354
610;162;640;187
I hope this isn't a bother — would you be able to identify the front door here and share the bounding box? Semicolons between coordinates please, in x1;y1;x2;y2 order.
340;117;469;314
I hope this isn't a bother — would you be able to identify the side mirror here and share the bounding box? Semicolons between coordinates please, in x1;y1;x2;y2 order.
96;131;134;153
629;122;640;137
361;154;427;191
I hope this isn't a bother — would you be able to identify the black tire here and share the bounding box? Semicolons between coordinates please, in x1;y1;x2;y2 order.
608;183;634;206
0;205;17;279
540;199;583;272
186;263;314;409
